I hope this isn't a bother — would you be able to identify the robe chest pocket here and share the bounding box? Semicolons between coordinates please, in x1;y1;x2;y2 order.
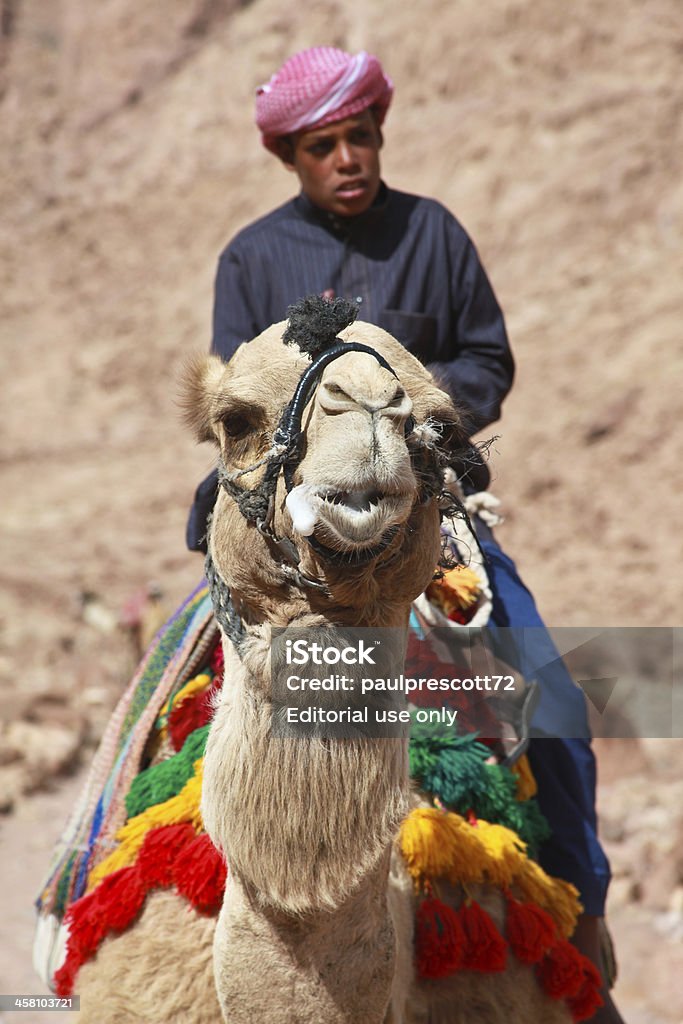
378;310;437;362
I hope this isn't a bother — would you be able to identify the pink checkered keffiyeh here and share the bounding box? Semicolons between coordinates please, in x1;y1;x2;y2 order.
255;47;393;153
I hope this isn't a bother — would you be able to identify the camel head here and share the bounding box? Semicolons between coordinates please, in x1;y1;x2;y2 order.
183;297;467;626
183;297;468;924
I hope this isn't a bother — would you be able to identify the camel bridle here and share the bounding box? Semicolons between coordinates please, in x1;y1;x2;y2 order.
212;338;422;583
204;295;477;654
205;336;419;653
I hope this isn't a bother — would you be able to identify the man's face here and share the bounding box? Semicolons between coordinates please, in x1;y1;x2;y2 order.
280;110;383;218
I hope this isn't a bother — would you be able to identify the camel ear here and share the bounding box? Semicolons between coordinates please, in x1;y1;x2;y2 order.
438;404;470;455
436;403;494;492
420;385;470;455
180;354;226;444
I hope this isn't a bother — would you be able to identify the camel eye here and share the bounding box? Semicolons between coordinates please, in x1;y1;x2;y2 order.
221;412;252;439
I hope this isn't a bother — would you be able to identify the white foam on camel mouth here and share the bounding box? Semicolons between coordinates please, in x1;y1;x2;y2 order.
285;484;321;536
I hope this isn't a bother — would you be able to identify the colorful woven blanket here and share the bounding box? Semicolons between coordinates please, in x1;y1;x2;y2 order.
34;570;602;1021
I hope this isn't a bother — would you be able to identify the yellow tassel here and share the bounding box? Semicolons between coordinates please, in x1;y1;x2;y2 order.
400;808;485;887
442;817;489;887
510;754;537;800
87;759;204;890
427;565;482;614
399;807;583;939
401;806;485;888
471;820;527;888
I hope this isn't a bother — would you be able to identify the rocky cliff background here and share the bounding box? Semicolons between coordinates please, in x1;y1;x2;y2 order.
0;1;682;1020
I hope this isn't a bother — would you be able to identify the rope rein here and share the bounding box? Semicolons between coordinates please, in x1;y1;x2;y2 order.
204;548;248;656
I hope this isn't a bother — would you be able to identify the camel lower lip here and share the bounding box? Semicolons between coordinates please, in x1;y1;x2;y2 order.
315;492;412;546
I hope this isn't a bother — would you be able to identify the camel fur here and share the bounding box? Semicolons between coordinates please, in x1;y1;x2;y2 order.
75;315;574;1023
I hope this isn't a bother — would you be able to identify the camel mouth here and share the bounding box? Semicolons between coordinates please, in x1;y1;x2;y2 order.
322;488;383;512
315;489;413;547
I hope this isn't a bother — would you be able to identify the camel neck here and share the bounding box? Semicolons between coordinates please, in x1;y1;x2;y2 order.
214;852;397;1024
202;640;409;910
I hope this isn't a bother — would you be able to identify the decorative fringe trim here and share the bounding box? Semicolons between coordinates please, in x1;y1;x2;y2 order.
55;822;226;996
566;959;605;1022
536;939;589;999
87;760;204;890
409;728;491;805
504;893;557;964
405;808;602;1015
414;896;465;978
458;899;508;972
157;644;224;751
426;564;483;622
136;823;197;888
168;686;215;752
159;672;212;731
35;585;216;926
400;807;486;886
468;819;527;888
174;833;227;913
156;633;222;737
55;865;146;996
512;858;581;939
408;727;549;854
399;806;582;938
125;726;209;819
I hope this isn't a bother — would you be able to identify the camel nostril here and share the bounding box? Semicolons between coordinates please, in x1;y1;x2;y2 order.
324;383;349;399
319;380;355;411
383;386;414;422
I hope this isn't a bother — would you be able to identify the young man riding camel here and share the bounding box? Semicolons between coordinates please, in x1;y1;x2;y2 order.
188;46;625;1023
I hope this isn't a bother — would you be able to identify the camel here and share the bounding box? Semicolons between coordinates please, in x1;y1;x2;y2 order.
38;298;600;1023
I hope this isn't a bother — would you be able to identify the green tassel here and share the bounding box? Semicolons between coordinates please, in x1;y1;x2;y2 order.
408;718;550;856
124;725;210;819
473;765;550;856
409;722;491;805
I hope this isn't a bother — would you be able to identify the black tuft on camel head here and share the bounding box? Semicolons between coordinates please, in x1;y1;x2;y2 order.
282;295;359;359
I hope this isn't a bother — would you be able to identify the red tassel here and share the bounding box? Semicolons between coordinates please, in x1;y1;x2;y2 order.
136;823;196;887
60;891;107;959
415;896;465;978
459;899;508;972
169;686;216;751
173;832;227;913
54;865;146;995
54;887;107;996
505;894;557;964
54;955;78;997
210;642;224;678
536;939;587;1000
94;865;146;932
567;960;604;1021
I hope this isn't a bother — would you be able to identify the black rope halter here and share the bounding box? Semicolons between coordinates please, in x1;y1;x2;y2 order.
205;296;482;651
